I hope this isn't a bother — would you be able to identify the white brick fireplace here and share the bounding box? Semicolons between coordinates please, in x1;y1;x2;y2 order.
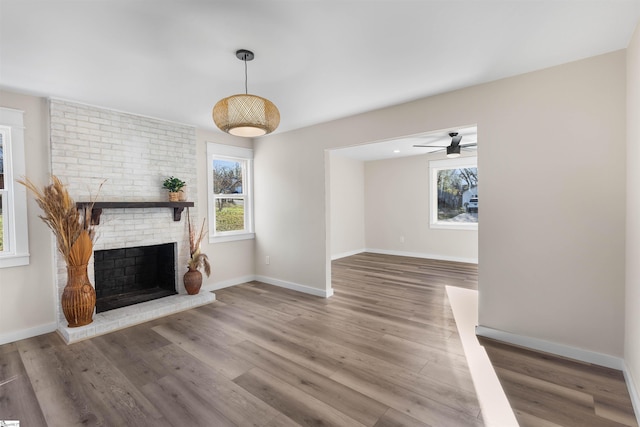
49;99;214;343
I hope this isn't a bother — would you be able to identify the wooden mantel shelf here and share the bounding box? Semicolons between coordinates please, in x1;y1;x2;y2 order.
76;201;195;225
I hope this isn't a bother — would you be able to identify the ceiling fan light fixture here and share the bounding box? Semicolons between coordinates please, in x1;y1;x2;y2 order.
213;49;280;137
446;145;461;158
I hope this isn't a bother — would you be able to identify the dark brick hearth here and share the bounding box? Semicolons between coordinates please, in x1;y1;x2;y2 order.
94;243;177;312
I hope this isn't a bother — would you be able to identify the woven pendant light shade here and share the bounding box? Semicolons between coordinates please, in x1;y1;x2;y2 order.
213;49;280;137
213;94;280;137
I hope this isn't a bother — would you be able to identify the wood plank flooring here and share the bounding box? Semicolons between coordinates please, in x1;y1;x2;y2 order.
0;252;635;426
480;337;637;427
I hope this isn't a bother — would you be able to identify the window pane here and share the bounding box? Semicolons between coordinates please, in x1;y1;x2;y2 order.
436;167;478;223
213;159;243;194
215;197;245;232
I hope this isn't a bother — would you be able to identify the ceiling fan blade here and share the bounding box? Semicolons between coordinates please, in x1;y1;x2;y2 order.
460;143;477;148
413;144;448;148
451;134;463;146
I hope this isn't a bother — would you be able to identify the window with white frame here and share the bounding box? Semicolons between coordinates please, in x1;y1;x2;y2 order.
0;107;30;267
430;156;478;230
207;142;254;243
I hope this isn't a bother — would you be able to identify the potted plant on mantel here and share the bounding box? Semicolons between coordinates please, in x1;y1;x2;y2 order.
184;208;210;295
162;176;186;202
19;176;101;328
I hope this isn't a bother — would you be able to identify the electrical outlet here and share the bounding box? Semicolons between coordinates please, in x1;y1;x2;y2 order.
265;255;270;265
400;236;405;243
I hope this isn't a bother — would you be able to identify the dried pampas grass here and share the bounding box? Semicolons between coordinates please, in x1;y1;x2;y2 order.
19;176;99;266
186;208;210;277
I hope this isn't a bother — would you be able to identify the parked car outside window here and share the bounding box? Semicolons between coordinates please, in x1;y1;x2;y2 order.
467;197;478;213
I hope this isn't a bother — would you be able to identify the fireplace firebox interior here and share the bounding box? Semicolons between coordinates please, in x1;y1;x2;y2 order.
94;243;177;313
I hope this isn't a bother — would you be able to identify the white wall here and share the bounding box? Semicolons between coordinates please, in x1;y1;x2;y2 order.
364;153;478;263
256;50;626;358
253;135;332;295
329;153;365;259
477;52;626;358
626;21;640;403
0;90;57;344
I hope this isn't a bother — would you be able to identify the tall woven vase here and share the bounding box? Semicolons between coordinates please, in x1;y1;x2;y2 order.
62;263;96;327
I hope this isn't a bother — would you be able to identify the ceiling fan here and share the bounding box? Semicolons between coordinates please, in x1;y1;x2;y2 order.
413;132;477;158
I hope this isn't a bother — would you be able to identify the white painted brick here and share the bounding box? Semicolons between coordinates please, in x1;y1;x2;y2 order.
86;129;110;139
99;124;122;134
50;99;197;332
58;106;77;115
76;121;100;130
57;117;78;126
50;108;64;117
89;117;111;125
51;130;71;139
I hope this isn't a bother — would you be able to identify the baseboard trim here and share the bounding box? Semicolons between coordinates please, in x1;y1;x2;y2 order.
475;325;624;370
331;249;366;260
204;275;333;298
366;248;478;264
255;275;333;298
623;363;640;426
202;275;257;292
0;322;57;346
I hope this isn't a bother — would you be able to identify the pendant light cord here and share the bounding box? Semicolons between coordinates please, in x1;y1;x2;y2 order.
244;58;248;95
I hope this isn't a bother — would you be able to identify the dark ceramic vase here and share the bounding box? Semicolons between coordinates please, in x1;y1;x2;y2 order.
184;267;202;295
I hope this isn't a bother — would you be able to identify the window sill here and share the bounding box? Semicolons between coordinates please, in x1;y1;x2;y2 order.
430;222;478;231
210;232;255;244
0;253;30;269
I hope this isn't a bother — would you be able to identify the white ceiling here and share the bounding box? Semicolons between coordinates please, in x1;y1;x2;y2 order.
1;1;639;137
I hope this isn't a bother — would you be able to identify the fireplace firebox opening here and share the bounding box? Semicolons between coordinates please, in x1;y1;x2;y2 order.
94;243;177;313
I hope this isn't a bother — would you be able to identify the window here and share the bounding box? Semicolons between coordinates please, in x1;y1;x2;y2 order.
0;107;29;268
430;156;478;230
207;142;254;242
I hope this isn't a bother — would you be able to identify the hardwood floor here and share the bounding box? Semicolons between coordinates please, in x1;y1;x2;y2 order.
0;253;635;426
480;337;637;427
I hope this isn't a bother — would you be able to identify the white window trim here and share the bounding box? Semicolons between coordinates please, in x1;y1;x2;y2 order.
0;107;30;268
207;142;255;243
429;156;478;231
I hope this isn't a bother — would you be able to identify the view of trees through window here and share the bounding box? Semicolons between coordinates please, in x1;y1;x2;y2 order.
436;167;478;223
213;158;245;232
